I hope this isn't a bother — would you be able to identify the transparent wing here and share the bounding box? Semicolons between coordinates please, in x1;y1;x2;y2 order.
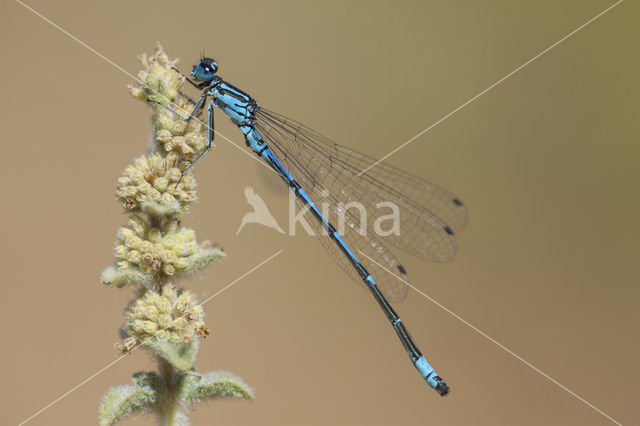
256;108;465;262
327;144;468;233
258;109;467;233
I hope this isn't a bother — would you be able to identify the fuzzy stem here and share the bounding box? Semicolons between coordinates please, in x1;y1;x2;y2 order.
157;357;183;426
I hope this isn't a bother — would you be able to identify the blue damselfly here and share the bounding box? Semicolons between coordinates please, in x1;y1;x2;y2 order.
154;57;468;396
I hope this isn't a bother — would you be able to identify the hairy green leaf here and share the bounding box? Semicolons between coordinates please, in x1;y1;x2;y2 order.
177;370;254;406
98;380;161;426
151;338;198;370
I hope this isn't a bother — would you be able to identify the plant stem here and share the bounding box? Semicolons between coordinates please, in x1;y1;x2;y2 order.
158;357;182;426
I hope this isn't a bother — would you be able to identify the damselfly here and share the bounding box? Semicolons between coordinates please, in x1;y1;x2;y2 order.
154;57;467;396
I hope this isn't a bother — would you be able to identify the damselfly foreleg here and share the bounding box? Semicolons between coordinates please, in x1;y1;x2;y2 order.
181;101;215;178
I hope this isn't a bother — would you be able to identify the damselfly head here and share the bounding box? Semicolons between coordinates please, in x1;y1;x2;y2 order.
191;57;218;82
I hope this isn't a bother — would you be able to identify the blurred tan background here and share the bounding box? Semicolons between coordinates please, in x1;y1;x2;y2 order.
1;1;638;425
